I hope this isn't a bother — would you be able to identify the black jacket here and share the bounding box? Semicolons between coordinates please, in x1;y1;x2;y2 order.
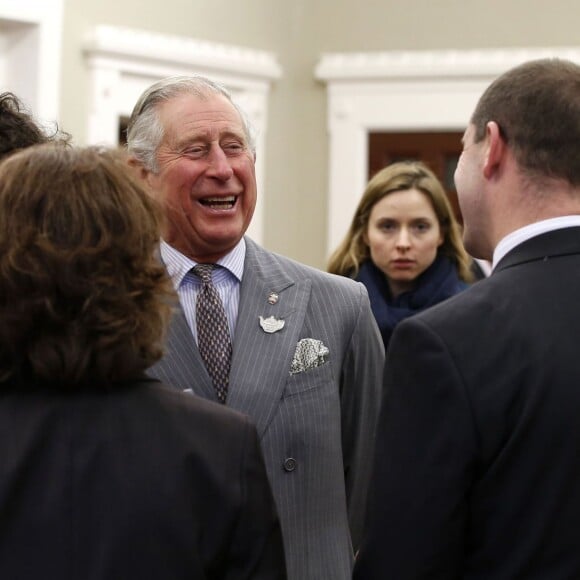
355;227;580;579
0;377;286;580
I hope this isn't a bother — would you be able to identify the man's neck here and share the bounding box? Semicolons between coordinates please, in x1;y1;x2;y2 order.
490;178;580;250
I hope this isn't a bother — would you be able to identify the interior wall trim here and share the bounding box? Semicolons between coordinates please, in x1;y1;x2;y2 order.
0;0;64;122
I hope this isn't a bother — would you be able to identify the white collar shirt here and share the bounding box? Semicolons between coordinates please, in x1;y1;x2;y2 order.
160;238;245;343
492;215;580;271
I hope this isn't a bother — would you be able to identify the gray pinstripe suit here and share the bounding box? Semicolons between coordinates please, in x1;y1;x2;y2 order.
149;237;384;580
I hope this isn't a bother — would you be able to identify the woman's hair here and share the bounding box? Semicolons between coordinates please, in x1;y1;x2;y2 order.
328;160;473;281
0;92;69;162
0;144;175;389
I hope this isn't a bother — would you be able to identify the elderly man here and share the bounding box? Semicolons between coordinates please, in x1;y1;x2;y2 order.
354;58;580;579
127;76;384;580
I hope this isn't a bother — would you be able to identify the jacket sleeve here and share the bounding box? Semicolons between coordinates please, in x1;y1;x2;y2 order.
340;283;385;551
354;316;477;579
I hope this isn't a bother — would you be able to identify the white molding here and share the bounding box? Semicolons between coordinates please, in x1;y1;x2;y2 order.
315;47;580;254
84;25;282;244
0;0;63;123
315;47;580;80
85;26;282;82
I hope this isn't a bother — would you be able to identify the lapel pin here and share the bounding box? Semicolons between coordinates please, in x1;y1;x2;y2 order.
267;292;279;305
259;315;285;334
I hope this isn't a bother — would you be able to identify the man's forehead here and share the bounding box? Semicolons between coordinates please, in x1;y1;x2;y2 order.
159;94;246;142
159;93;238;121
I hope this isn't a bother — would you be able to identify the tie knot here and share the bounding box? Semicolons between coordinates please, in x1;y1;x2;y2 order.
192;264;215;284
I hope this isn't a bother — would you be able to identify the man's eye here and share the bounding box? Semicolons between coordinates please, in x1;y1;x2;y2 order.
223;143;244;154
184;147;206;157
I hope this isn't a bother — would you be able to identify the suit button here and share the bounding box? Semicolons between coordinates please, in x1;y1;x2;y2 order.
283;457;297;472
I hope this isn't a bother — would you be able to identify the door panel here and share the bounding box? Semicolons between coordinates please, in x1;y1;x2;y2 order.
368;131;463;222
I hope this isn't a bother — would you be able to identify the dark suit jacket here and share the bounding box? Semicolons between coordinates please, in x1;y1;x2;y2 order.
354;227;580;579
0;377;286;580
150;237;384;580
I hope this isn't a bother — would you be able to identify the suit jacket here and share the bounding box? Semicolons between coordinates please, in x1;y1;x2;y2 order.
150;237;384;580
354;227;580;579
0;378;286;580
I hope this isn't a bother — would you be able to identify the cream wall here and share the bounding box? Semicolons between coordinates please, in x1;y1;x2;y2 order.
60;0;580;268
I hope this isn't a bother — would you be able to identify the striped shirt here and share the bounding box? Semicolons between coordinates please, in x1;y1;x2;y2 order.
160;238;245;343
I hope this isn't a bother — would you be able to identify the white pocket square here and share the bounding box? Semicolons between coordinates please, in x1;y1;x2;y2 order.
290;338;329;375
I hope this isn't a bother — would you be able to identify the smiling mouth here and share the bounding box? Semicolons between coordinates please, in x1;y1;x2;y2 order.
199;196;236;210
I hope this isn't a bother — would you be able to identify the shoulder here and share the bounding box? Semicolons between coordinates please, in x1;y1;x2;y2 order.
245;237;366;296
126;378;255;435
397;273;508;344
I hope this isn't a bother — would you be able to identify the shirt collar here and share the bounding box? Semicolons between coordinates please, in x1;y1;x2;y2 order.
492;215;580;270
160;238;246;290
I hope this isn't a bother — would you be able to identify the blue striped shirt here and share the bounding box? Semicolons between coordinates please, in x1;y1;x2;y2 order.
160;239;245;343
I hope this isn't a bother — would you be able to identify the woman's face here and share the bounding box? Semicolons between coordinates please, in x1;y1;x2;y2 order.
364;188;443;297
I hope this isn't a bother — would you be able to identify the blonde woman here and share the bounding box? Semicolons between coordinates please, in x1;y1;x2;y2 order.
329;160;473;349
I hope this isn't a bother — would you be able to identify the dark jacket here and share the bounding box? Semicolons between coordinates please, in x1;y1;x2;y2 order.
355;227;580;579
0;377;286;580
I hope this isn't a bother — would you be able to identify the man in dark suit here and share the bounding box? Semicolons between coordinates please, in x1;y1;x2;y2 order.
127;76;384;580
354;58;580;579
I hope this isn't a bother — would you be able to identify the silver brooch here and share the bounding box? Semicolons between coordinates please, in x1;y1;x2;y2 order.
267;292;279;305
259;315;285;334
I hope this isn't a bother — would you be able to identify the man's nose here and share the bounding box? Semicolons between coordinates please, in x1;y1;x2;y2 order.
207;146;234;180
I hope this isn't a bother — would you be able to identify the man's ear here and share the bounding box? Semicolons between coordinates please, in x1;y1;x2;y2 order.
127;156;152;184
483;121;506;179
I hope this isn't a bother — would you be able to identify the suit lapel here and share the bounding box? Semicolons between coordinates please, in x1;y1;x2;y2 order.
228;239;311;436
495;227;580;272
164;305;217;400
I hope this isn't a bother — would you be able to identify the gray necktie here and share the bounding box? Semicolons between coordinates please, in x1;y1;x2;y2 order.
192;264;232;404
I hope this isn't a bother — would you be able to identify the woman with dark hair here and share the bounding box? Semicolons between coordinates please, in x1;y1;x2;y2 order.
329;160;472;350
0;91;68;160
0;145;285;580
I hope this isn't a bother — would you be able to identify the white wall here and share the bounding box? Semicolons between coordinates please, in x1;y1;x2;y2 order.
0;0;63;123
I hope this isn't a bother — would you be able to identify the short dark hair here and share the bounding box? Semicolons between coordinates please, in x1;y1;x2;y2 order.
0;93;54;161
0;144;175;389
471;58;580;186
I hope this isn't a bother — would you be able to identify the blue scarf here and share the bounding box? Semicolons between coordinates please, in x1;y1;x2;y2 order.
356;255;467;350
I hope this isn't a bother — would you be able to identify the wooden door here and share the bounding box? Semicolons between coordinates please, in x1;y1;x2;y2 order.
368;131;463;222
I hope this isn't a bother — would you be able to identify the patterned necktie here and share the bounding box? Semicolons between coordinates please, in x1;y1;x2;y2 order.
192;264;232;404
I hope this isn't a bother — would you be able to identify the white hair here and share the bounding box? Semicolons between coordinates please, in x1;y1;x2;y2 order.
126;75;256;173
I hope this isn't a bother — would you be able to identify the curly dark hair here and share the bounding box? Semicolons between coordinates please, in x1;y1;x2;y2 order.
0;92;67;162
0;144;175;389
